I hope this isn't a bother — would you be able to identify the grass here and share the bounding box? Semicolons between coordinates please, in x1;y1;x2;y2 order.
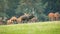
0;21;60;34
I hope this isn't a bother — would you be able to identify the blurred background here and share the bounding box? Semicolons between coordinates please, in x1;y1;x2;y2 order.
0;0;60;22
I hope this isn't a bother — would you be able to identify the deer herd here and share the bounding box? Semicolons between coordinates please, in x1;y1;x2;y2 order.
48;12;60;21
0;12;60;25
7;13;38;25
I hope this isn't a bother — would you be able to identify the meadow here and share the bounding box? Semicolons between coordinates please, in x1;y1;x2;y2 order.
0;21;60;34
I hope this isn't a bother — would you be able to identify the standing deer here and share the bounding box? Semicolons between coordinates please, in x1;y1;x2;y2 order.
48;12;55;21
54;12;60;21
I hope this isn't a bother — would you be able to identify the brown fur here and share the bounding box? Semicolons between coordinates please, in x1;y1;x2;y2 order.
48;12;55;21
48;12;60;21
17;14;29;23
10;16;17;21
7;20;13;25
17;13;34;23
28;17;38;22
7;16;17;24
54;12;60;21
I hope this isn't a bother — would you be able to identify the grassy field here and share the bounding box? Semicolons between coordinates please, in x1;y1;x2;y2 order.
0;21;60;34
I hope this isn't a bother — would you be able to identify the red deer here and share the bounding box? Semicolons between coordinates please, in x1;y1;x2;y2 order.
10;16;17;21
17;13;34;23
7;16;17;24
10;16;17;24
54;12;60;21
29;17;38;22
17;13;30;23
17;16;23;23
7;20;13;25
48;12;55;21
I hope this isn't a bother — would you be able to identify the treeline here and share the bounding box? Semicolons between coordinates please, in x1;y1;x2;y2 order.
0;0;60;21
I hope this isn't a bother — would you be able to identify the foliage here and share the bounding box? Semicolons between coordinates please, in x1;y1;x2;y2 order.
0;0;60;21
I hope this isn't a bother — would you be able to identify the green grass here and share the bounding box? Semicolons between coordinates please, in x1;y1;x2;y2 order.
0;21;60;34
